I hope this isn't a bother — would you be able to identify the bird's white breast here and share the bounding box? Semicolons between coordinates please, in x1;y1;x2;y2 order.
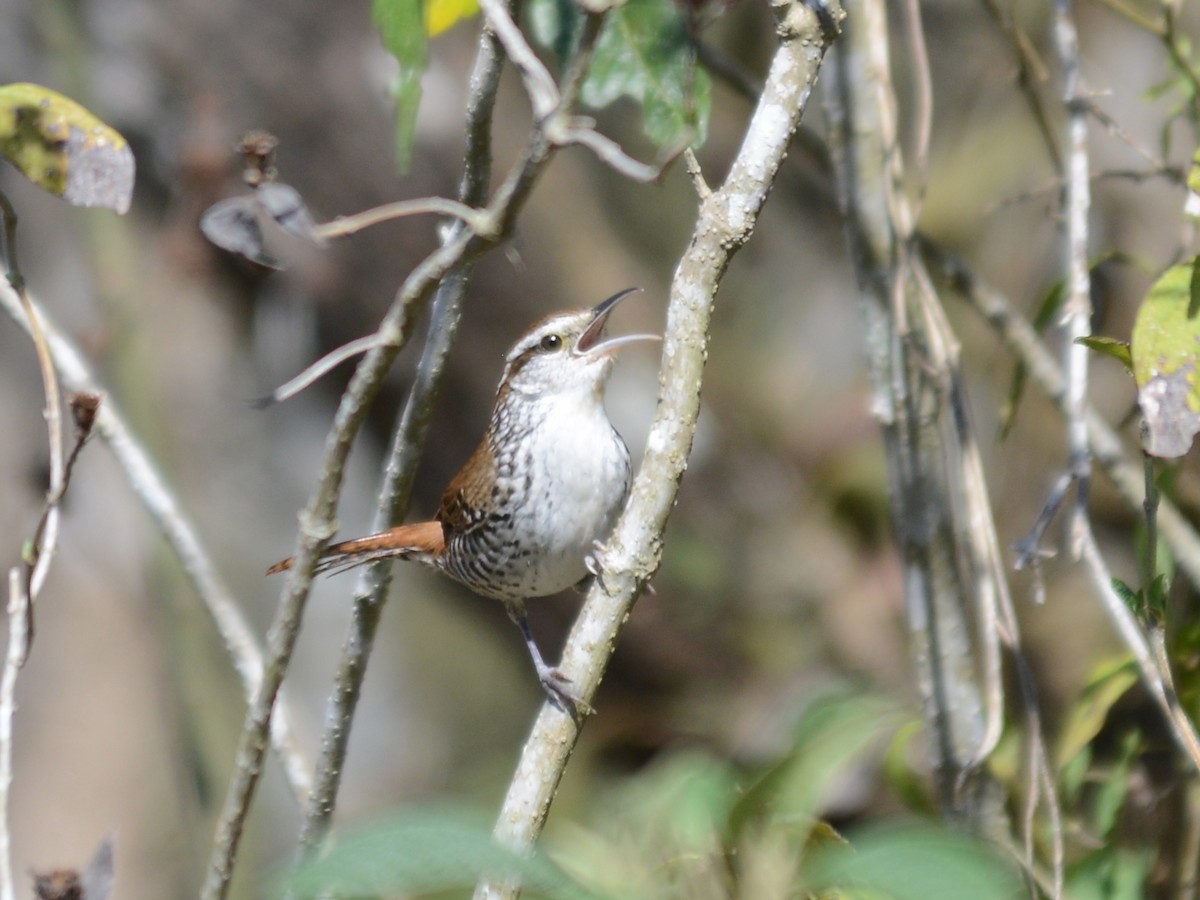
509;393;631;597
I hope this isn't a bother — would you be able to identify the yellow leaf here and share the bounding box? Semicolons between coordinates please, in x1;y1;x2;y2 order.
425;0;479;36
0;83;134;213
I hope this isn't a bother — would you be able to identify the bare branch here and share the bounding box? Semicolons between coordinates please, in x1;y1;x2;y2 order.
256;332;395;407
550;119;687;183
682;148;712;199
0;191;64;644
1078;527;1200;772
0;570;28;900
312;197;496;241
476;0;560;119
1053;0;1094;540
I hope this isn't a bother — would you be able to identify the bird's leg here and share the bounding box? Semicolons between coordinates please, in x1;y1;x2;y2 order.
504;599;593;715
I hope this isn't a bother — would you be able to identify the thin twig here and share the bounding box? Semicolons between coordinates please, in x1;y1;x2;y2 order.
1078;527;1200;773
1053;0;1094;547
1142;453;1158;597
0;570;27;900
257;332;395;407
0;278;313;807
312;197;496;241
980;0;1061;171
476;0;560;119
550;119;687;183
683;148;712;199
0;191;64;642
474;1;839;896
900;0;932;206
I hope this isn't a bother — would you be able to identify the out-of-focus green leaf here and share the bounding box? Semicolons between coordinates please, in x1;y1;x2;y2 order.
0;83;134;213
1092;731;1140;838
373;0;427;172
586;0;709;149
1055;656;1138;770
1067;847;1155;900
1110;578;1141;616
731;688;899;837
614;750;738;853
426;0;478;34
802;822;1024;900
528;0;709;151
883;720;933;814
1189;255;1200;318
552;751;736;899
1060;743;1092;806
1187;147;1200;219
1132;262;1200;458
1075;335;1133;372
282;806;596;899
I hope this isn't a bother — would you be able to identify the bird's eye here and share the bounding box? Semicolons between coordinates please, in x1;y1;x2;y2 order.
539;334;564;352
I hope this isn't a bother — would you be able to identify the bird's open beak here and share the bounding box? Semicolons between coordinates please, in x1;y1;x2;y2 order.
575;287;661;356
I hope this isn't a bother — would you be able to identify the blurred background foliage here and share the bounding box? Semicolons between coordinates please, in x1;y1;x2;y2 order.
1;0;1200;896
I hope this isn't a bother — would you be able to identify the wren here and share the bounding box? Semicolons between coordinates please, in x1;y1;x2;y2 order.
269;287;658;710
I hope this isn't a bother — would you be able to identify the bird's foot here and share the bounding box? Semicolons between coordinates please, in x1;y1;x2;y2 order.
536;662;594;717
582;540;655;596
583;540;611;593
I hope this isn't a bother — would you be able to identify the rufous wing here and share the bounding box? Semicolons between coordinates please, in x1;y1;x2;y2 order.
266;520;446;575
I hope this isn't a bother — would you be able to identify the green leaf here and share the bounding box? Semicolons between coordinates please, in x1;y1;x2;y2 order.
0;83;134;213
1092;730;1141;838
1188;146;1200;197
613;750;738;853
1075;335;1133;372
1110;578;1141;616
1055;656;1138;769
731;688;899;836
1066;847;1155;900
802;822;1024;900
282;806;596;899
1190;255;1200;318
550;751;737;899
1131;262;1200;458
883;721;933;814
1146;572;1170;625
529;0;709;151
586;0;709;149
373;0;428;172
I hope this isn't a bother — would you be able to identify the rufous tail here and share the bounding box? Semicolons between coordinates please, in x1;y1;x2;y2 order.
266;520;445;575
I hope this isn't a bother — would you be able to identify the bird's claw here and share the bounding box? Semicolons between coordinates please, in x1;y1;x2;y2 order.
583;540;656;596
583;540;611;593
536;663;594;716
